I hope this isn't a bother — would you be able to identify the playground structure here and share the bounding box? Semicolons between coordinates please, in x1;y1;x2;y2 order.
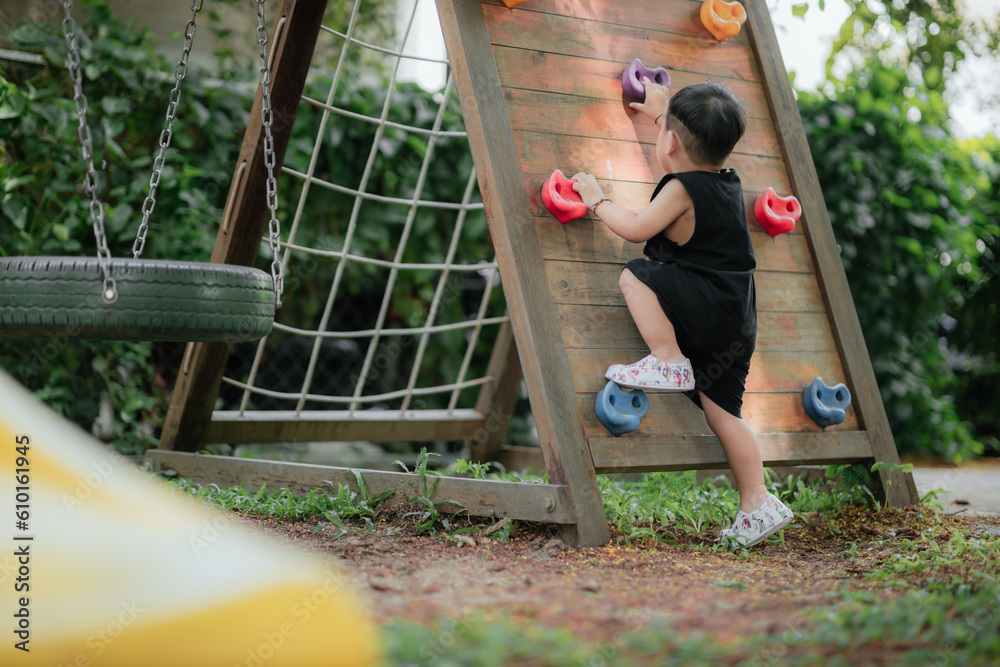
121;0;919;547
0;1;282;344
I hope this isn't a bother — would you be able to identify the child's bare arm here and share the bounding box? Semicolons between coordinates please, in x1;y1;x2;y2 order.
569;76;690;243
572;173;692;244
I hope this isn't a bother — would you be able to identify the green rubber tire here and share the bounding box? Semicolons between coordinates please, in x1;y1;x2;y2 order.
0;257;275;342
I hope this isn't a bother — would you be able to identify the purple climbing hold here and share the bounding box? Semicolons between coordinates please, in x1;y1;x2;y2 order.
622;58;671;103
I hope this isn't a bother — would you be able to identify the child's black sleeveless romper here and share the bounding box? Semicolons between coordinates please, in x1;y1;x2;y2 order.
624;169;756;418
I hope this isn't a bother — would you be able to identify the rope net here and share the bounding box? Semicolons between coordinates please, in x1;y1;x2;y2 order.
217;0;509;428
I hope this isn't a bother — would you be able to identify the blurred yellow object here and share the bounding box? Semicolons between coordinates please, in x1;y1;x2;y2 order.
0;370;380;666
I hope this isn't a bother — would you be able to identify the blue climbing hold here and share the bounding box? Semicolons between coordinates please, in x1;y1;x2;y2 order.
595;381;650;436
802;377;851;428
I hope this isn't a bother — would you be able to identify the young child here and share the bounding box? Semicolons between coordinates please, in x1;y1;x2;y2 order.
572;78;792;548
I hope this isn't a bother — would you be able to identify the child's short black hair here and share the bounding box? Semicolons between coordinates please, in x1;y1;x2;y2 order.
665;81;746;166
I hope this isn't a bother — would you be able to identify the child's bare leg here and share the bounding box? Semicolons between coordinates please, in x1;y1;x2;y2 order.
700;391;769;512
619;269;686;363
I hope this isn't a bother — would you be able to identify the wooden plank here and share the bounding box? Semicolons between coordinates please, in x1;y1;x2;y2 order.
544;260;826;313
503;88;781;158
437;0;610;546
145;450;576;524
556;305;838;353
203;410;485;445
524;172;814;240
484;0;724;40
745;0;916;505
513;131;792;194
160;0;328;452
483;3;761;82
535;214;646;265
471;321;524;461
497;444;546;472
590;431;873;473
579;392;859;436
567;349;848;395
494;46;772;119
749;230;815;271
745;351;848;394
534;214;814;271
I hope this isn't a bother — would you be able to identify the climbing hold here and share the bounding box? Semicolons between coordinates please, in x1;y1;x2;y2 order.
501;0;531;6
754;187;801;237
802;377;852;428
541;169;587;224
595;381;650;436
700;0;747;41
621;58;671;103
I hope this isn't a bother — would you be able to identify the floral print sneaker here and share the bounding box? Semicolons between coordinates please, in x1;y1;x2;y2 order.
605;354;695;391
719;493;794;549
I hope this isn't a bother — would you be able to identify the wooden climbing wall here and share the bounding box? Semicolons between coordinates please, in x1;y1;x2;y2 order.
440;0;918;505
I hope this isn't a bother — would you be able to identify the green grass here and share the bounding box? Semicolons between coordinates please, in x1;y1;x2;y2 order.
864;529;1000;594
380;613;742;667
167;460;873;544
795;584;1000;666
379;582;1000;666
164;463;1000;665
168;475;392;528
593;466;872;545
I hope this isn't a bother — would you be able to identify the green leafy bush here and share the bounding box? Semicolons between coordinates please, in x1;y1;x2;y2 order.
0;0;501;451
800;62;1000;461
0;2;248;453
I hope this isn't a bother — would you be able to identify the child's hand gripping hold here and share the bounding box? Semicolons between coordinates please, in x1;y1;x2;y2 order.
629;76;670;125
570;172;608;211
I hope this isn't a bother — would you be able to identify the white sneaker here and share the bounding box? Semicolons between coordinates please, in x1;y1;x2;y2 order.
605;354;695;391
719;493;793;549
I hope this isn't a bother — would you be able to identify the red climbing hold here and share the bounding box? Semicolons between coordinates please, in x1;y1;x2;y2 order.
754;187;801;237
541;169;587;224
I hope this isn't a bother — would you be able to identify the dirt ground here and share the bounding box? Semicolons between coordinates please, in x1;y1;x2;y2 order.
243;503;1000;650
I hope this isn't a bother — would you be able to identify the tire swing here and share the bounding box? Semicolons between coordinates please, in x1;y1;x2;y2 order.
0;1;284;343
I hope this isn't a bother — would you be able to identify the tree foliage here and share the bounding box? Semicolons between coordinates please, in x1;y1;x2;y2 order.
825;0;998;94
798;1;1000;460
0;0;497;451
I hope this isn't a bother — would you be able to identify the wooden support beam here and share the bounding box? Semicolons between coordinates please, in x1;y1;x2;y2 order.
436;0;610;546
469;321;523;462
499;429;873;476
145;451;576;525
160;0;327;452
744;0;917;505
499;430;873;476
497;445;546;474
590;431;873;473
203;409;486;445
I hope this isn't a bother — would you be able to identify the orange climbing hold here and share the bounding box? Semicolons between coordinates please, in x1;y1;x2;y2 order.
700;0;747;41
754;187;801;237
501;0;531;7
542;169;587;224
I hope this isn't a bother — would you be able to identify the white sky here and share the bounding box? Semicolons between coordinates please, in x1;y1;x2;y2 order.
769;0;1000;137
402;0;998;138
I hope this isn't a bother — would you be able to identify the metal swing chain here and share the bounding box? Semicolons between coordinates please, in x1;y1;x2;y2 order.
133;0;204;259
60;0;116;303
60;0;283;308
256;0;285;309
